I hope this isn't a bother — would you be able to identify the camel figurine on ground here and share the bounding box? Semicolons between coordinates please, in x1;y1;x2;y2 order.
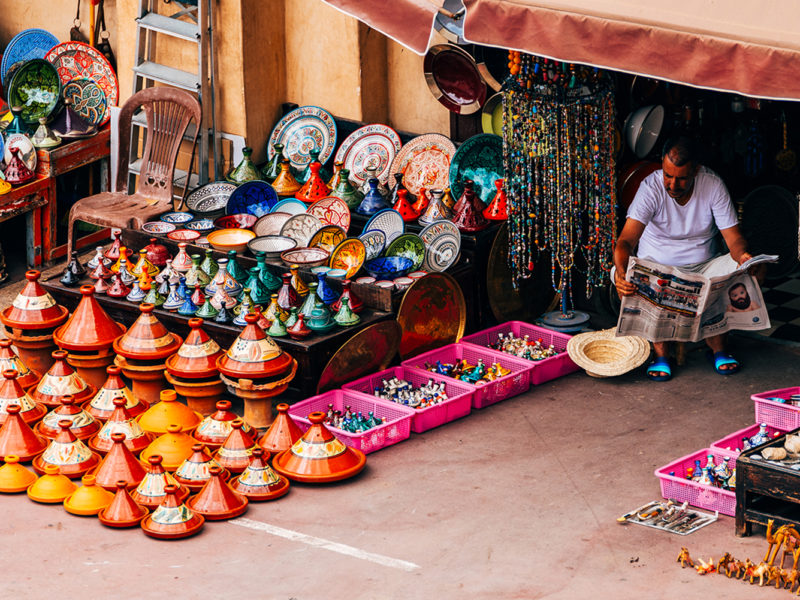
717;553;735;577
677;547;694;568
783;548;800;592
765;520;800;568
750;561;772;586
695;557;716;575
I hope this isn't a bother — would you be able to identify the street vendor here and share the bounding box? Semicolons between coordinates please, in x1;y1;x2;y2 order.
613;135;766;381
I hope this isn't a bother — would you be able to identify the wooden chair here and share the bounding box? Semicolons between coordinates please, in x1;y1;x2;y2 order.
66;87;201;257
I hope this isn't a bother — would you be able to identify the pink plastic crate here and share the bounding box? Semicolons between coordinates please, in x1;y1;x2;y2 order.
460;321;579;385
654;448;737;516
401;343;531;409
288;390;414;454
342;366;475;433
709;423;787;456
752;388;800;431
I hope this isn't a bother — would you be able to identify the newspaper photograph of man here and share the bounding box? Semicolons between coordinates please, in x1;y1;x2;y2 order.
726;281;761;313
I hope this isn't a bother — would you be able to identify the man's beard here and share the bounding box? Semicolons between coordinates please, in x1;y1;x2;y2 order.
731;296;750;309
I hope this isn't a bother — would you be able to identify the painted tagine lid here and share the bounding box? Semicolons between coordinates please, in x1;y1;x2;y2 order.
194;400;253;449
217;313;295;380
27;463;77;503
483;178;508;220
0;270;69;330
257;402;303;454
165;318;223;380
140;424;198;471
0;405;48;462
144;237;171;268
295;162;331;204
230;448;290;501
0;369;47;425
86;365;149;422
131;454;189;509
0;339;40;390
0;454;39;493
89;397;154;455
112;303;183;361
53;285;126;352
34;395;101;440
63;473;114;516
29;350;97;408
136;389;202;434
451;179;489;233
98;480;149;528
212;419;257;474
141;484;204;539
32;419;101;478
173;443;228;491
185;465;248;520
272;412;366;483
272;159;302;197
92;432;147;491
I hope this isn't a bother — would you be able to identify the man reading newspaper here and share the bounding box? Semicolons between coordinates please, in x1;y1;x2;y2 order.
613;136;767;381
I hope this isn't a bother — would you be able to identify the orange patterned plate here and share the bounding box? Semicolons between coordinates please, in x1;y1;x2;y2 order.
308;225;346;254
307;196;351;231
329;238;367;279
388;133;456;198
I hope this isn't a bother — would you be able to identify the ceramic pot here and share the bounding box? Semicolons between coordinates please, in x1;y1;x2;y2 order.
186;465;248;520
140;484;204;539
332;168;363;209
452;180;489;233
356;178;392;216
0;454;39;492
113;303;183;362
483;178;508;220
27;464;77;503
140;424;199;471
92;432;147;491
0;404;48;462
257;403;303;455
173;444;227;491
418;188;453;224
63;473;114;515
34;395;101;441
53;285;126;354
295;162;331;204
230;448;290;501
272;159;302;197
212;419;257;474
226;146;261;184
86;365;149;422
131;454;189;509
261;143;285;182
0;338;39;389
32;419;101;479
193;400;253;449
98;481;149;528
164;371;226;417
136;389;202;435
88;397;154;456
29;351;96;409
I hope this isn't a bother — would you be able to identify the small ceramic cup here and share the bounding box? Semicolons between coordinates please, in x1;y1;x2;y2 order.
394;276;413;291
311;266;331;274
408;271;428;280
355;276;376;285
374;280;394;290
327;269;347;278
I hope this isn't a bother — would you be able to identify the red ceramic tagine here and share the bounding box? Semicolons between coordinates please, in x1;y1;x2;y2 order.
483;178;508;220
53;285;126;354
0;404;48;462
29;350;96;408
32;419;101;478
4;148;35;185
165;318;223;380
411;188;430;216
86;365;149;422
230;448;290;501
92;432;147;491
186;465;248;520
0;369;47;426
173;443;228;491
105;229;123;261
393;189;420;222
144;237;171;268
452;179;489;233
257;403;303;455
194;400;253;449
272;412;366;483
89;397;154;455
141;484;205;540
113;303;183;362
1;270;69;332
295;162;330;203
213;419;257;474
331;280;363;314
132;454;189;509
34;395;101;441
98;480;149;528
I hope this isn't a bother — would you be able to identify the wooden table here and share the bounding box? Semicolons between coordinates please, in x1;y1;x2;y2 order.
0;175;50;266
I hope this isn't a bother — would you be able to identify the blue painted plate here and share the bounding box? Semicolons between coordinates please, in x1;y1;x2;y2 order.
159;211;194;224
185;218;215;232
226;180;279;217
363;256;414;280
359;229;386;261
270;198;307;216
1;29;59;88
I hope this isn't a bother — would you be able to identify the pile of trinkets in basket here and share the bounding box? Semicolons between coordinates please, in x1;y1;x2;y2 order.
424;359;510;385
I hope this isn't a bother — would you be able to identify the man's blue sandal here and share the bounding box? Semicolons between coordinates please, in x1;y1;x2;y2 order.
709;351;741;375
646;357;672;381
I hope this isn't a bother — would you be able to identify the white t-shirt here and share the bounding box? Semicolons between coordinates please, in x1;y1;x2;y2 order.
627;167;738;267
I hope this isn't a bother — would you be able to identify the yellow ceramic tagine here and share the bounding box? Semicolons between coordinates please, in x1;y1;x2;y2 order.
0;454;37;493
140;424;198;471
136;389;202;435
27;464;77;503
64;473;115;516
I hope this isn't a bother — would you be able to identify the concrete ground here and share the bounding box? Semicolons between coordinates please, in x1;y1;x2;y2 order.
1;264;798;599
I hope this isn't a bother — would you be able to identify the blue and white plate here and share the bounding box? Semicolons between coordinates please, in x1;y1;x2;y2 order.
267;105;337;170
270;198;307;216
185;218;215;232
359;229;386;261
226;180;279;217
142;221;177;235
160;211;194;225
363;208;404;244
1;29;59;88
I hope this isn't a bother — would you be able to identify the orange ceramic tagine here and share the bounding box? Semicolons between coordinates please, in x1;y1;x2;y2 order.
0;405;48;462
32;419;101;478
272;411;366;483
112;303;183;362
63;473;114;516
29;351;96;408
165;318;223;380
173;443;228;491
89;397;154;455
140;423;198;471
34;395;101;441
186;465;248;520
0;270;68;331
393;189;420;222
0;454;38;493
52;285;126;353
0;338;40;389
27;464;77;503
216;313;295;381
92;432;147;491
295;162;331;204
194;400;253;449
0;369;47;425
230;448;290;501
213;419;257;474
86;365;149;422
136;389;202;435
272;159;302;197
257;403;303;455
132;454;189;509
141;484;204;539
98;480;149;528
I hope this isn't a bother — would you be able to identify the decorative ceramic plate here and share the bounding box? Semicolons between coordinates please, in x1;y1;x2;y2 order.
389;133;456;198
226;180;278;217
267;105;337;170
481;92;503;135
247;235;297;258
1;29;59;88
419;220;461;272
280;247;330;268
62;77;107;126
307;196;351;231
334;124;402;186
167;229;201;242
160;211;194;224
359;229;386;261
423;44;486;115
308;224;346;254
363;256;414;280
363;208;404;244
214;213;257;230
4;133;37;172
449;133;504;204
184;219;215;232
7;59;61;125
141;221;176;235
279;213;323;247
186;181;236;215
420;219;460;246
270;198;308;215
329;238;367;279
384;233;425;271
45;41;119;110
253;212;292;237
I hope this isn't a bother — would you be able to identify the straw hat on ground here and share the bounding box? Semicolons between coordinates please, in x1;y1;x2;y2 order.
566;328;650;378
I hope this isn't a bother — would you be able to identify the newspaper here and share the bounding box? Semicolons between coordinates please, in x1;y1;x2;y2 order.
616;255;778;342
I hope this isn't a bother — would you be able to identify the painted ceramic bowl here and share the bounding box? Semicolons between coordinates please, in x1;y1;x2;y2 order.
142;221;177;235
167;229;201;242
363;256;414;280
355;276;376;285
214;213;257;230
185;181;236;218
207;228;256;253
374;280;395;289
7;59;61;124
246;235;297;258
280;247;330;268
408;271;428;279
160;211;194;225
394;276;413;291
184;218;215;232
327;269;347;278
311;266;332;275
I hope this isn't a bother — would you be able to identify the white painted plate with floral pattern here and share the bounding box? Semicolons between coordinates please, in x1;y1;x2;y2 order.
334;124;402;186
